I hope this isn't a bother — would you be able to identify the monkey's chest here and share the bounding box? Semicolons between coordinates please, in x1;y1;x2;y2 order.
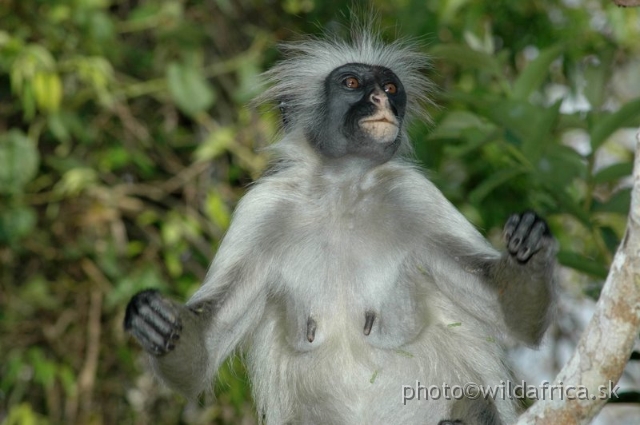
270;207;429;353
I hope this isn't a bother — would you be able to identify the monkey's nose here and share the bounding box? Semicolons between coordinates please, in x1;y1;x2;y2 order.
369;90;389;107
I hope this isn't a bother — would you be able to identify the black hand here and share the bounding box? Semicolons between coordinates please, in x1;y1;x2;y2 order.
124;289;182;356
503;211;551;263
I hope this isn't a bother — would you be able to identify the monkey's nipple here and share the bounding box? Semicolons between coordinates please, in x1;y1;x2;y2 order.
306;317;317;343
364;311;376;336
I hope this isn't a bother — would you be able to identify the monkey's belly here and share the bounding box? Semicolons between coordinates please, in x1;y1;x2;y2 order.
249;303;515;425
272;229;434;353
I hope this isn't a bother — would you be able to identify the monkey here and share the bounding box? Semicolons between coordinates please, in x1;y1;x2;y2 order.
124;28;557;425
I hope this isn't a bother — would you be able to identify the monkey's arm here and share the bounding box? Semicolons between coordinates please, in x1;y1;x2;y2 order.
124;289;216;397
410;177;556;345
433;209;556;346
484;212;557;345
124;188;272;398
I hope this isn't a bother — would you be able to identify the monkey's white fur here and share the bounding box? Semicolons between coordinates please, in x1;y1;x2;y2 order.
143;28;555;425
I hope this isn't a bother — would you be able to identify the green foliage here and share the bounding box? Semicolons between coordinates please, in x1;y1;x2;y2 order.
0;130;40;195
0;1;639;424
166;61;217;117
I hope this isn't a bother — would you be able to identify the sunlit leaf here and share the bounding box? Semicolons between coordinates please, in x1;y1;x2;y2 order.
167;62;216;117
32;71;63;113
205;190;231;230
194;127;235;162
53;167;98;196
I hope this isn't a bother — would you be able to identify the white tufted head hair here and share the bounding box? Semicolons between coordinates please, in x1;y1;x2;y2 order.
255;23;433;151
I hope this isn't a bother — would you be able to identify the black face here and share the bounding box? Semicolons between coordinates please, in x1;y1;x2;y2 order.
307;63;407;164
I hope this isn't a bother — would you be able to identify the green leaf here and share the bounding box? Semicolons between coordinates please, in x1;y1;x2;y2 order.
536;145;587;187
600;226;621;255
194;127;235;162
0;205;37;243
512;44;563;101
591;189;631;214
47;112;71;143
205;190;231;230
543;184;591;227
233;58;262;103
583;50;614;109
106;267;167;309
33;71;63;113
429;44;503;78
58;365;78;398
428;111;494;140
592;162;633;184
166;62;216;117
521;100;562;163
474;99;538;146
557;251;608;278
590;97;640;150
0;129;40;194
469;166;527;204
28;347;57;389
54;167;98;196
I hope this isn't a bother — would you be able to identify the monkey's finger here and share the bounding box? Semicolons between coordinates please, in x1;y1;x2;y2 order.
147;295;182;331
503;214;521;242
128;314;176;355
517;221;547;262
507;212;536;254
135;302;180;337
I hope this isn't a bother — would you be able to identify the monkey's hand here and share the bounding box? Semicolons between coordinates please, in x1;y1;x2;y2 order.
503;211;553;263
124;289;183;356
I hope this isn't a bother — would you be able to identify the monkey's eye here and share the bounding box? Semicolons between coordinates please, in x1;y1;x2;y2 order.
343;77;360;89
384;83;398;95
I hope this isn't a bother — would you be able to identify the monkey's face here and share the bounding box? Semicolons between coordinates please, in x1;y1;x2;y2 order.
309;63;407;164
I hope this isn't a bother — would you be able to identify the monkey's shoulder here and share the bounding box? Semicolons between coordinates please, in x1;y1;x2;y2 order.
240;164;466;249
222;163;491;263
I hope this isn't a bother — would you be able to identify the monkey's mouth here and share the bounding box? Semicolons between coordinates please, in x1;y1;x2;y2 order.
360;116;400;144
360;117;398;126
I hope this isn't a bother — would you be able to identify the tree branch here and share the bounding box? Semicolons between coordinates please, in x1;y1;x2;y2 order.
515;129;640;424
611;0;640;7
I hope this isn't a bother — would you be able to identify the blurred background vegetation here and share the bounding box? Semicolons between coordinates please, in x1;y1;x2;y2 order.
1;0;639;424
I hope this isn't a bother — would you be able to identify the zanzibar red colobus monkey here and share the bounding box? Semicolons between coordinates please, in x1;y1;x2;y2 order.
124;25;557;425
